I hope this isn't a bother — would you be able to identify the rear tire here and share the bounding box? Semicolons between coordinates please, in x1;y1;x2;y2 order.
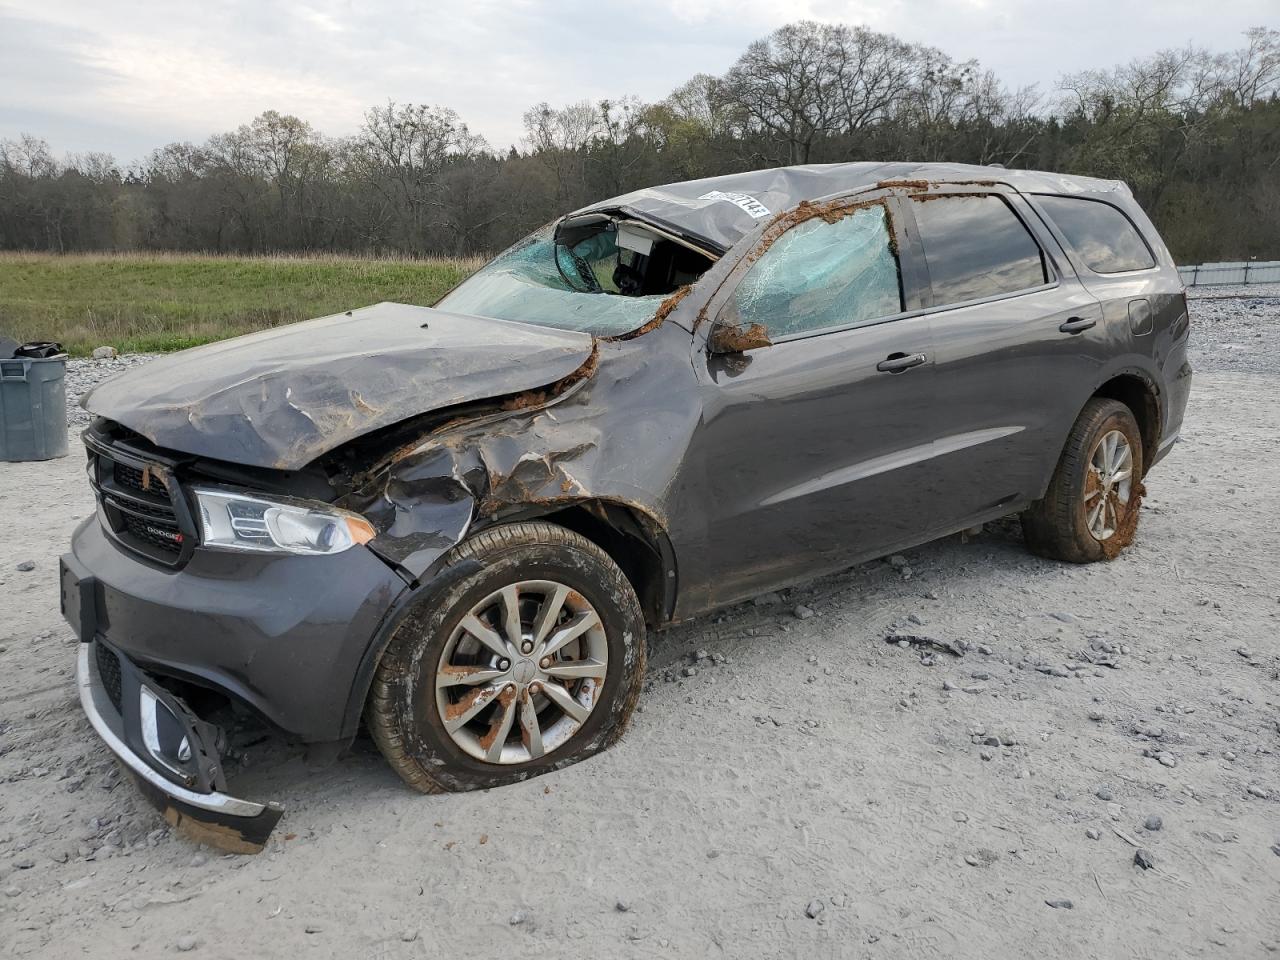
1022;398;1146;563
367;521;646;793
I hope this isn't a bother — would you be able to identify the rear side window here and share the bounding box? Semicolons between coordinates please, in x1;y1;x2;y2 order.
731;203;903;338
1035;195;1156;273
911;195;1048;306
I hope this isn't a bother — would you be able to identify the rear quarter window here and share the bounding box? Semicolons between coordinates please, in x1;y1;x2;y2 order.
1035;195;1156;274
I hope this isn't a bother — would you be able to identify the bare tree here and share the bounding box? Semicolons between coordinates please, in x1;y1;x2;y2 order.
355;102;487;254
1;135;58;179
2;22;1279;262
827;27;916;135
523;101;601;208
720;21;844;164
1217;26;1280;106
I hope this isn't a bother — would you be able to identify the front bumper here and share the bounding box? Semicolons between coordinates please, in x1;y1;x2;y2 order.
62;516;409;853
65;516;407;743
76;639;283;852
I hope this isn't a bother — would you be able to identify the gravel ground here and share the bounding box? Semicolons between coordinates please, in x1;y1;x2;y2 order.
63;354;157;431
1185;287;1280;377
1187;282;1280;299
3;296;1279;959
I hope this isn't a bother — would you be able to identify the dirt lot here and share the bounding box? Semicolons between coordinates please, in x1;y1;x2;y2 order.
2;294;1278;959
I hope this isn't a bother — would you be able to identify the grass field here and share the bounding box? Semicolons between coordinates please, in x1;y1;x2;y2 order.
0;252;485;355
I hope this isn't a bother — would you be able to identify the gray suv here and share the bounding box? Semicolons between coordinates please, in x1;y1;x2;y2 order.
60;162;1191;850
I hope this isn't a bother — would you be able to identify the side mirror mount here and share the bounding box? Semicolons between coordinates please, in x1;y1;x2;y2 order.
708;319;773;355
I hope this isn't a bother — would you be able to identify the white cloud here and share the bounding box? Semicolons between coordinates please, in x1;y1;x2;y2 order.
295;5;345;34
0;0;1273;163
82;31;367;136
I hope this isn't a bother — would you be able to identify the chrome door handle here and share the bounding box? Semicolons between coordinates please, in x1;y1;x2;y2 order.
876;353;927;373
1059;316;1097;334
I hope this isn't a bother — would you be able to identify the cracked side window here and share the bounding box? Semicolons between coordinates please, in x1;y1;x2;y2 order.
732;204;903;339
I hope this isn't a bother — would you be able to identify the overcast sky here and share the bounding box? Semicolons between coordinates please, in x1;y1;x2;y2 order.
1;0;1273;164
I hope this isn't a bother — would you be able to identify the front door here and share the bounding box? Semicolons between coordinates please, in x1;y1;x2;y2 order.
677;199;939;609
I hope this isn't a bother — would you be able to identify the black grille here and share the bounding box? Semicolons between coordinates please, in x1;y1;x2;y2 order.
122;513;186;552
113;462;156;496
96;643;123;714
86;429;194;568
113;497;176;520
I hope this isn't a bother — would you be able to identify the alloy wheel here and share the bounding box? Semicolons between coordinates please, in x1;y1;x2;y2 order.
1084;429;1134;540
434;580;608;764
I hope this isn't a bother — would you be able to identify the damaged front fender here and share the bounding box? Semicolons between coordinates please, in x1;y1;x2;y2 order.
349;332;685;586
354;416;605;580
360;447;477;579
349;352;602;580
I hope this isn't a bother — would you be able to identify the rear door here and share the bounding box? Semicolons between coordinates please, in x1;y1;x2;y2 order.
679;197;939;609
1027;192;1181;447
895;186;1110;535
1029;193;1173;352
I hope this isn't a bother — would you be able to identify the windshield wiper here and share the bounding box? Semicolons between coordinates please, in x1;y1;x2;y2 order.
554;245;602;293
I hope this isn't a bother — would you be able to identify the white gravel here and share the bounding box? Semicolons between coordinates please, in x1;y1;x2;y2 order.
1185;292;1280;377
63;354;157;430
3;298;1278;958
1186;281;1280;300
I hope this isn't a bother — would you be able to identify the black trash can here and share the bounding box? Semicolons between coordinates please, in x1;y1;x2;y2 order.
0;353;69;461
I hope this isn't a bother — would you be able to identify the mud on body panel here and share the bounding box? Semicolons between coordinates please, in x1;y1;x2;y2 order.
349;328;697;586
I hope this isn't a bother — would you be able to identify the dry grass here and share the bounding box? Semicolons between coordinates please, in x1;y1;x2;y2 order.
0;251;486;355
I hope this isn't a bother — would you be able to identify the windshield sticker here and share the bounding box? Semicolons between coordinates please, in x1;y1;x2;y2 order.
698;190;772;219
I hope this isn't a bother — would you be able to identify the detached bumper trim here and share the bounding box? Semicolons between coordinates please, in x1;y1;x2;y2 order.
77;644;282;827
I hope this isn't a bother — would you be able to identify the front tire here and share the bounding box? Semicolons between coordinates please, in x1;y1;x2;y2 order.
367;521;646;793
1022;398;1146;563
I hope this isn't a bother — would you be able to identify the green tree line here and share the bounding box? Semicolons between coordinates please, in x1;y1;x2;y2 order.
2;22;1277;264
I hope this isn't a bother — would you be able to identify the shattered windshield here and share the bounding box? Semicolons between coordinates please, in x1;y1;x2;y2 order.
436;226;669;336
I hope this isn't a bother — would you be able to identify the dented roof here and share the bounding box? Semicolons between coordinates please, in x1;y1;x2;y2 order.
568;161;1128;254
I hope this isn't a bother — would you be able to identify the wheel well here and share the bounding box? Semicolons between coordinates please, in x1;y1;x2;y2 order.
530;501;674;628
1093;375;1160;470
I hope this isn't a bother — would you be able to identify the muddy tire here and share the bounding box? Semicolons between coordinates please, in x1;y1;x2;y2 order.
1021;398;1146;564
367;521;646;793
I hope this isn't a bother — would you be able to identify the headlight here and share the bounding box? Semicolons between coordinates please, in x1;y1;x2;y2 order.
192;487;375;556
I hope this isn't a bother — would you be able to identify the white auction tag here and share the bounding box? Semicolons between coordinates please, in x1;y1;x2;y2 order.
697;190;772;219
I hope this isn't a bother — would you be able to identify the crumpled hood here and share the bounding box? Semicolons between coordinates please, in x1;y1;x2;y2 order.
83;302;595;470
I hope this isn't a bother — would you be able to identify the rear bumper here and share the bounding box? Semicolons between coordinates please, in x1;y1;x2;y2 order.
1151;358;1193;469
76;640;283;852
